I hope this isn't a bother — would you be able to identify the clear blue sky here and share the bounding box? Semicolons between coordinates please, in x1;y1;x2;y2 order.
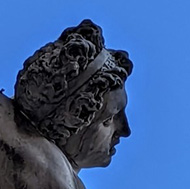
1;0;190;188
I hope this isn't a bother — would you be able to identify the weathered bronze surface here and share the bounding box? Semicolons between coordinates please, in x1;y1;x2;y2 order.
0;19;133;188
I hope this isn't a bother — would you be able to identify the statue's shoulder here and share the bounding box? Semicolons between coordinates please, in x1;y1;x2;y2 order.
0;93;14;118
0;93;17;139
0;93;85;189
0;93;16;140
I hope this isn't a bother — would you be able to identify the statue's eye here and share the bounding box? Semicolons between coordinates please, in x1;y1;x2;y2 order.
103;116;114;127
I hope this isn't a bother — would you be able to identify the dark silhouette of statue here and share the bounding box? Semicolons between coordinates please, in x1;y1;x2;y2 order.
0;19;133;188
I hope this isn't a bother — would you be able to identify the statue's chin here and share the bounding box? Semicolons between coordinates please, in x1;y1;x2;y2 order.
79;155;112;169
99;159;112;168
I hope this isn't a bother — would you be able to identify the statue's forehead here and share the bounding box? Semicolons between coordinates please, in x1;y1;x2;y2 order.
102;87;127;117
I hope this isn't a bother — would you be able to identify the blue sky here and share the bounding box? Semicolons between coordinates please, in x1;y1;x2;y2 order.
1;0;190;188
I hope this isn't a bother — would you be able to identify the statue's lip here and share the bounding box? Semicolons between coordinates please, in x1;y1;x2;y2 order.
110;139;120;155
110;147;116;156
110;139;120;156
111;138;120;147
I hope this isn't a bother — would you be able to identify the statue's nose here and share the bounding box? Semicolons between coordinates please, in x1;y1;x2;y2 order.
114;110;131;137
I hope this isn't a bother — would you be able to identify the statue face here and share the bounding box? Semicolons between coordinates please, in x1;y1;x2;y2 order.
64;86;130;168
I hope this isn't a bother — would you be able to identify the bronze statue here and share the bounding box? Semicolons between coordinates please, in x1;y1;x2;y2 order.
0;19;133;189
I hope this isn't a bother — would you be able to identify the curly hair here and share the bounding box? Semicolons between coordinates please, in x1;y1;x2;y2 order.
14;19;133;146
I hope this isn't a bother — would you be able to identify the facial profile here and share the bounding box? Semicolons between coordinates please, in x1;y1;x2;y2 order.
64;86;130;168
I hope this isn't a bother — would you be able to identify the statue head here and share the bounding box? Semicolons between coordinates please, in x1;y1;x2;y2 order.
14;19;133;169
